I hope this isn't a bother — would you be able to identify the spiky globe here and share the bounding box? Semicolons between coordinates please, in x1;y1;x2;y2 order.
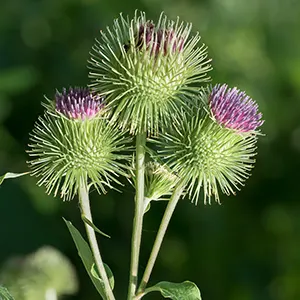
153;93;261;204
209;84;264;132
89;11;212;134
27;88;130;200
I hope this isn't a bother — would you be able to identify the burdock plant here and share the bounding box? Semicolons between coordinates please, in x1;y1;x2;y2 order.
0;11;264;300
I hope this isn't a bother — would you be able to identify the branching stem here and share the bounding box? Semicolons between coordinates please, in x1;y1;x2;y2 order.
137;182;185;294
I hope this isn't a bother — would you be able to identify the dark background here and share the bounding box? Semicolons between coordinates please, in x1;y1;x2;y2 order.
1;0;300;299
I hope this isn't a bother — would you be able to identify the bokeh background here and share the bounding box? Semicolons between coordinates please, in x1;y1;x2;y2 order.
1;0;300;299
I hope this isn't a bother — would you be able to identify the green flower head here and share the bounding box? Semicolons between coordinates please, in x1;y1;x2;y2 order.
27;87;131;200
89;11;212;134
153;89;262;204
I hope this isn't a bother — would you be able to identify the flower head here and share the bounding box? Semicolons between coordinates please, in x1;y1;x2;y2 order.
209;84;263;132
89;11;212;134
153;108;258;204
27;88;131;200
55;87;104;120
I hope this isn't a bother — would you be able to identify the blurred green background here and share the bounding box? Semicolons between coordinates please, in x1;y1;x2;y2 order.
1;0;300;299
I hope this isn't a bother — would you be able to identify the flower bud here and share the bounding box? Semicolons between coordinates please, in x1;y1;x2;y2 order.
27;87;131;200
145;161;179;201
89;11;212;134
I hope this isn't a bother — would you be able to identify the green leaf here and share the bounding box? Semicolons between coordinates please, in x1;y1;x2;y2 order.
144;281;202;300
0;286;15;300
81;215;111;238
91;263;114;290
0;172;29;185
63;218;114;298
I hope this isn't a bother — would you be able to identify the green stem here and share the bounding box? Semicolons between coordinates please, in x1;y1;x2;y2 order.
127;132;146;299
136;182;185;295
79;183;115;300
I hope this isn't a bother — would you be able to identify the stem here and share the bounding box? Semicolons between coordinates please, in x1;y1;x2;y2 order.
127;132;146;299
79;183;115;300
137;182;185;294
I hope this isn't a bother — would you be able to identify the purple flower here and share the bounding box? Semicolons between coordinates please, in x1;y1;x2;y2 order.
209;84;264;132
137;22;184;56
55;87;104;120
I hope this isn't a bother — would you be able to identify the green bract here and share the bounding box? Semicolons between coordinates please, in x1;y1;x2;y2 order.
153;110;258;204
89;11;212;134
27;110;130;200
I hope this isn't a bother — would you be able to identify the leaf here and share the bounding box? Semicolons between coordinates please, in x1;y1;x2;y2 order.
91;263;114;290
63;218;114;298
0;172;29;185
81;215;111;238
144;281;202;300
0;286;15;300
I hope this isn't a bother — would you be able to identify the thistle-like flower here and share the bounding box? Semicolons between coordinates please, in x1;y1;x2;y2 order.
89;11;212;134
153;87;263;204
209;84;264;132
27;87;131;200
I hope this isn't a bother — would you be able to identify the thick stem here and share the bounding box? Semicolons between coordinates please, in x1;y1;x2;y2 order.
127;132;146;299
137;182;185;294
79;183;115;300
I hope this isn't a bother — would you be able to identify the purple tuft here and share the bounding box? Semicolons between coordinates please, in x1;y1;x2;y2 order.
137;22;184;56
55;87;104;120
209;84;264;132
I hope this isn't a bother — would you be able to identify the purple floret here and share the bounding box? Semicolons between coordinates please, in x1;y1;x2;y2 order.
137;22;184;56
209;84;264;132
55;87;104;120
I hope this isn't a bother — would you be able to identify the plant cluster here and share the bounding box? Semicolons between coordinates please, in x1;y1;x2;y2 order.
0;11;263;300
